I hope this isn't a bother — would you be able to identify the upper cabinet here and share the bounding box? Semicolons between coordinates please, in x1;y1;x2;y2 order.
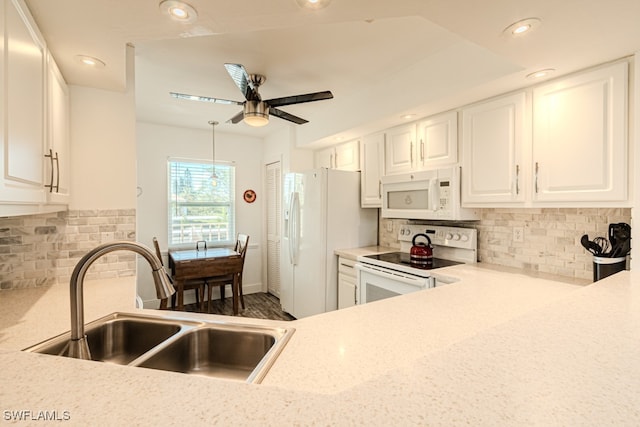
0;0;46;210
384;123;416;175
45;50;70;205
360;132;384;208
416;111;458;169
461;92;527;205
532;62;627;203
315;139;360;171
461;61;628;207
0;0;70;216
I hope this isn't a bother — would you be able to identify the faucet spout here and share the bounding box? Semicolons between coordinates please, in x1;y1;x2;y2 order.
67;241;175;359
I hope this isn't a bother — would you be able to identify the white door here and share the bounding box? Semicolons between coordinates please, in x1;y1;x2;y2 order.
334;140;360;171
266;162;281;296
360;132;384;207
384;123;416;175
532;62;627;202
417;111;458;169
462;92;526;204
0;1;46;205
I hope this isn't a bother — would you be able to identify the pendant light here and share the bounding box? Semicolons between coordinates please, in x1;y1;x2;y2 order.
209;120;219;187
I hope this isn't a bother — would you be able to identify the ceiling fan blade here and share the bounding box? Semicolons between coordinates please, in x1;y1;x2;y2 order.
224;63;260;101
227;110;245;124
170;92;242;105
269;107;308;125
265;91;333;108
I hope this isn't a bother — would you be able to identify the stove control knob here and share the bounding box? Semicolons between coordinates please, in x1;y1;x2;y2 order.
460;234;469;242
445;233;453;240
452;233;461;241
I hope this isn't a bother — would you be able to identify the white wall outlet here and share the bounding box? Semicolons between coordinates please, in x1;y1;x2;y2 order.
386;221;393;232
513;227;525;243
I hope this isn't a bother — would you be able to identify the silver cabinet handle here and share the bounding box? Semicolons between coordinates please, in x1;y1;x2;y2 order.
410;141;414;165
53;152;60;192
535;162;539;194
515;164;520;195
330;153;334;169
420;139;424;161
44;149;56;193
378;180;382;198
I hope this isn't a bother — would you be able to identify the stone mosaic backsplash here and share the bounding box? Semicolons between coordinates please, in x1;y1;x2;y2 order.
0;210;136;290
380;208;632;281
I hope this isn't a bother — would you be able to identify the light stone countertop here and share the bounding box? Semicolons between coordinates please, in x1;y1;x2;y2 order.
1;265;639;425
333;245;396;261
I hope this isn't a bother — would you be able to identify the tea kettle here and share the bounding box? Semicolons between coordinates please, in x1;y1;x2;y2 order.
410;233;433;265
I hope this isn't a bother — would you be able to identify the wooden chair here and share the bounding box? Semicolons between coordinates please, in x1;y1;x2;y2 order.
153;237;205;311
205;234;249;313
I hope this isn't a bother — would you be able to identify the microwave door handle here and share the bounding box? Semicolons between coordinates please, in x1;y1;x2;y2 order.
429;179;440;212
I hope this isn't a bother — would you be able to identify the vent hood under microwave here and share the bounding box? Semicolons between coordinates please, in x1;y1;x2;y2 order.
381;167;479;221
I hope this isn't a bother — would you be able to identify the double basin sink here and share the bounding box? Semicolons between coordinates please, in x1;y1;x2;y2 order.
24;312;295;383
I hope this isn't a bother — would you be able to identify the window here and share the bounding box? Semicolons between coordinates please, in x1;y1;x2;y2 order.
168;158;235;247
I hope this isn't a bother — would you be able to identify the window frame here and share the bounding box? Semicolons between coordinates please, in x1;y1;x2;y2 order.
167;157;236;249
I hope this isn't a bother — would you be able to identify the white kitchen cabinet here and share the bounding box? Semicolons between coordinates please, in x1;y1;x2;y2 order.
360;132;384;208
337;257;358;309
384;123;416;175
0;0;46;210
461;92;527;205
532;62;627;203
315;140;360;171
45;51;70;205
416;111;458;169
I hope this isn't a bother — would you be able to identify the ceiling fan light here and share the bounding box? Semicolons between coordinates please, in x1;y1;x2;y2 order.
243;101;269;127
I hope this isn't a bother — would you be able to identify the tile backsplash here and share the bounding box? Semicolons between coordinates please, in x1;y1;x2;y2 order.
0;210;136;290
380;208;632;281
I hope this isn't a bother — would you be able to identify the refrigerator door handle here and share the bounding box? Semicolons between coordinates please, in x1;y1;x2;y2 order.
290;192;300;265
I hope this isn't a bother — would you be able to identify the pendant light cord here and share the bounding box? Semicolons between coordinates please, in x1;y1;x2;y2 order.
208;120;219;179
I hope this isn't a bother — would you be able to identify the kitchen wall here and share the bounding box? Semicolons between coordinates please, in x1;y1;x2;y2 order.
0;210;136;290
379;208;632;281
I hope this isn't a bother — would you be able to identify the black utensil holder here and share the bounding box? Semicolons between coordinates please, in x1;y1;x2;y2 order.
593;256;626;282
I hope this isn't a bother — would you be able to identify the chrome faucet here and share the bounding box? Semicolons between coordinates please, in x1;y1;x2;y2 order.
67;241;175;359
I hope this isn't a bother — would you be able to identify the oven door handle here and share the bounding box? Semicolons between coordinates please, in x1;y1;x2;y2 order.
355;263;430;288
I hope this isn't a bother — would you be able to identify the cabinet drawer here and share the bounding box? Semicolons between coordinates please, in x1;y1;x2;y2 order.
338;257;357;277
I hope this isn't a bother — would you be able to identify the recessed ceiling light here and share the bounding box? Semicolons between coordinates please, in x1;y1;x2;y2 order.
526;68;556;80
159;0;198;23
503;17;541;37
295;0;332;10
75;55;106;68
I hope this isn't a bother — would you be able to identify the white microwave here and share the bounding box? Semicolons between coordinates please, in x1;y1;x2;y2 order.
381;167;479;221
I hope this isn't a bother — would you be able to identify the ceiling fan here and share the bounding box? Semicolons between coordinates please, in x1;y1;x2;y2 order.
170;63;334;127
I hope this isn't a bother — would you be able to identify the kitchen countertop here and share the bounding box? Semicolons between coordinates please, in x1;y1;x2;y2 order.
1;264;639;425
333;245;396;261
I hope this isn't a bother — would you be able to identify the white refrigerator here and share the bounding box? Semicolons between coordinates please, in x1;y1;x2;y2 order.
281;168;378;319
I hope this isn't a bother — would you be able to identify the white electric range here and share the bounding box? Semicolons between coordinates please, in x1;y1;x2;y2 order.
355;225;477;304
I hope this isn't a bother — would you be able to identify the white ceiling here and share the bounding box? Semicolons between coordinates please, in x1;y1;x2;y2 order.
24;0;640;147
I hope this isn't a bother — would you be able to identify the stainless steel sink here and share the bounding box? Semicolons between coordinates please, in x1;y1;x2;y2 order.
137;326;285;383
24;312;294;383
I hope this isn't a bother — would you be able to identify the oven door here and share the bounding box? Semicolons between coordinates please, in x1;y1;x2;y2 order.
355;263;434;304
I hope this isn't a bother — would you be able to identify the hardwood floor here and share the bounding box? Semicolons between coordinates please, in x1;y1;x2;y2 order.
183;292;296;321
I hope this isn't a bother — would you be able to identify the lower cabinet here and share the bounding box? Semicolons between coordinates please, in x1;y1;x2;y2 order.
338;257;358;309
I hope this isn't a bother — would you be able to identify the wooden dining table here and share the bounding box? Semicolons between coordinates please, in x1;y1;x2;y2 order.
167;247;242;313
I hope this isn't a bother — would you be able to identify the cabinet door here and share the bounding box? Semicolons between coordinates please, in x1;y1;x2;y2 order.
532;62;627;202
0;0;46;206
360;132;384;207
417;111;458;168
46;52;70;204
315;147;334;169
462;92;526;204
334;140;360;171
384;123;416;175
